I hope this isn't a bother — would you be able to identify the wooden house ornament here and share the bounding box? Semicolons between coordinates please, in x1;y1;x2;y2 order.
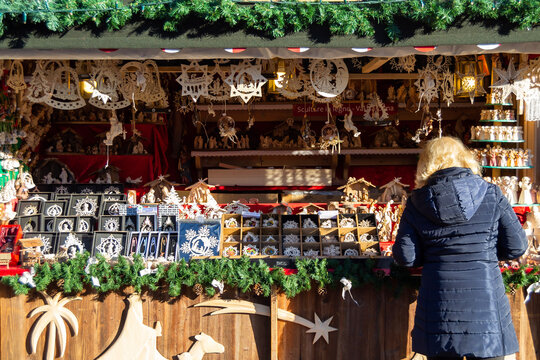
143;174;180;203
299;203;325;214
338;177;376;202
379;177;409;203
185;178;218;206
17;237;44;267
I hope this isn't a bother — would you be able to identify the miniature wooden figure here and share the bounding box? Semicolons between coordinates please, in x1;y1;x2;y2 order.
338;177;376;202
379;177;409;203
299;203;324;215
185;178;218;206
17;237;44;267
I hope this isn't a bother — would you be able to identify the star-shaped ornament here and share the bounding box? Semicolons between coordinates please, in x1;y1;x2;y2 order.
225;60;268;103
490;59;529;102
457;70;486;104
176;61;212;102
305;313;338;344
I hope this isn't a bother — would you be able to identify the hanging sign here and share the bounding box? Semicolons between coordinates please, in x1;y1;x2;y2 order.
292;102;398;117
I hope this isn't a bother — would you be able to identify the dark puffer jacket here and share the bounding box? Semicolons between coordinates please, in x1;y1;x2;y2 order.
394;167;527;358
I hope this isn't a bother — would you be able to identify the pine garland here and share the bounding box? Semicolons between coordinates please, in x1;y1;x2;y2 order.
2;253;538;298
0;0;536;41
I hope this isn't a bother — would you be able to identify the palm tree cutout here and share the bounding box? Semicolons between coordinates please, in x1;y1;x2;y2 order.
28;291;81;360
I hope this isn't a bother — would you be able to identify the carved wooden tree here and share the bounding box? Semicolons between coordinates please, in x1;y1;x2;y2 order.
28;292;81;360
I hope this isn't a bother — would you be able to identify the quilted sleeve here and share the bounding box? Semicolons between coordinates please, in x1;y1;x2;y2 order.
496;187;528;260
393;204;423;267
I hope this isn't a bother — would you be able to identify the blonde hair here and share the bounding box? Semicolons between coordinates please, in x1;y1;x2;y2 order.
415;136;481;188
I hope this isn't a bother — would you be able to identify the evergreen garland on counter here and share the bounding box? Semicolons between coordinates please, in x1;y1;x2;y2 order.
2;253;538;298
0;0;537;40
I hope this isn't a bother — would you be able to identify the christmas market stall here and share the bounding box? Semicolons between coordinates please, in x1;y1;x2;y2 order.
0;1;538;359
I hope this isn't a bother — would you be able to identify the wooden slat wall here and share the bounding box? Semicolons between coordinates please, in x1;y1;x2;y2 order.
0;284;537;360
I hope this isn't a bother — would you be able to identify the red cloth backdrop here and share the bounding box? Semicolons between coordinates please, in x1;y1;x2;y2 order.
46;123;168;183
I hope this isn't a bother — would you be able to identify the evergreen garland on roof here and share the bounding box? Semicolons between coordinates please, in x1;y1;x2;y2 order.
0;0;536;41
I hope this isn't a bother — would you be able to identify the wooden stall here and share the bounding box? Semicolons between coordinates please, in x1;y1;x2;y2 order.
0;284;537;360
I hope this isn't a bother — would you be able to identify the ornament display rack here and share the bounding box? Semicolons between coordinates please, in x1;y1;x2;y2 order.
220;213;379;258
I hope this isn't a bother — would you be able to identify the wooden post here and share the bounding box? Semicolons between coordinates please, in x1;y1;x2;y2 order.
270;285;279;360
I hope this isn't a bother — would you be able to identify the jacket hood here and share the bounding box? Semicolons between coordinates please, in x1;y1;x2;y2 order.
410;167;489;225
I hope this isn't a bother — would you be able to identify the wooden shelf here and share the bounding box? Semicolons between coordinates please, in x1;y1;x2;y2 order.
470;140;525;143
485;103;513;106
483;166;533;169
478;119;517;123
192;148;420;157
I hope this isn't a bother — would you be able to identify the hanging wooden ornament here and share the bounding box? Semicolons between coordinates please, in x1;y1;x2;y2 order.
7;60;26;92
27;60;66;104
440;70;455;107
490;59;529;102
309;59;349;98
225;59;268;103
218;114;238;144
176;61;212;102
44;65;86;110
320;123;343;154
414;67;439;110
456;69;486;104
389;55;416;73
88;61;131;110
278;59;312;100
363;93;389;122
206;61;231;102
174;93;195;114
119;60;166;105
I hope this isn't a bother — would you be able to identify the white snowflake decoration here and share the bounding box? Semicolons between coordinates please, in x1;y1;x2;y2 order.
225;60;268;103
64;233;85;258
73;197;98;216
242;244;259;256
176;61;212;102
243;232;259;243
302;218;318;228
309;59;349;98
36;235;52;254
283;246;301;257
283;220;299;229
303;249;320;257
179;226;220;257
96;234;124;258
283;234;300;243
323;245;341;256
358;219;373;228
363;93;389;122
304;236;317;243
46;204;63;217
223;246;238;257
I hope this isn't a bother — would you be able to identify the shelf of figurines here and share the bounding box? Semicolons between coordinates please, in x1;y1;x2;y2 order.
485;103;514;107
483;166;533;169
478;120;517;123
471;140;525;143
220;213;380;258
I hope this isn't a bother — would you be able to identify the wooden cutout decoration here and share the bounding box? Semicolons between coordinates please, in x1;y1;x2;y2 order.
27;60;65;104
196;299;338;344
88;60;131;110
28;291;81;360
363;93;389;122
185;178;217;206
177;332;225;360
96;293;167;360
44;65;86;110
176;61;212;103
206;61;231;102
119;60;166;105
7;60;26;92
277;59;311;100
225;60;268;103
309;59;349;98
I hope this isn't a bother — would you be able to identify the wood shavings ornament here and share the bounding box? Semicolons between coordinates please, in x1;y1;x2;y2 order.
206;62;231;102
88;61;131;110
27;60;66;104
490;59;529;102
278;59;312;100
309;59;349;98
44;65;86;110
524;58;540;121
225;60;267;103
363;93;389;122
103;112;126;146
7;60;26;92
119;60;166;105
390;55;416;73
320;123;343;154
351;58;362;71
414;68;438;110
174;93;195;114
176;61;212;102
456;69;486;104
218;114;238;143
440;70;455;107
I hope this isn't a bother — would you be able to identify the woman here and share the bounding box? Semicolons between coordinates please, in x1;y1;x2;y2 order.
394;137;527;360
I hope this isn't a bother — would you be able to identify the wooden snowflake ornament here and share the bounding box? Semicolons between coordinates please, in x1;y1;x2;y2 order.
490;59;529;102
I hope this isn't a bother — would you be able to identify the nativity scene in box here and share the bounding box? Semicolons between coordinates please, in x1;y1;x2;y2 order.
378;177;410;203
46;128;84;154
338;177;376;203
90;166;121;184
33;159;76;185
185;178;218;207
299;203;325;215
141;175;180;204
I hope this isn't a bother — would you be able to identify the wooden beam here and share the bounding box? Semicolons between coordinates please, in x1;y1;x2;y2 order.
349;73;419;80
270;285;279;360
361;57;390;74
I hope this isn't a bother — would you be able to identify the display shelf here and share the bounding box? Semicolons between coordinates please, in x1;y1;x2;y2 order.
470;140;525;143
485;103;513;106
478;119;517;123
192;148;421;157
482;166;533;169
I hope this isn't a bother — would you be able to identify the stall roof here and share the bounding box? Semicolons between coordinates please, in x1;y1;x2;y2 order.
0;20;538;59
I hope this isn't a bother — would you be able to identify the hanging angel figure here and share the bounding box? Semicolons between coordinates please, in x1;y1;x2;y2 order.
103;111;126;146
340;109;361;137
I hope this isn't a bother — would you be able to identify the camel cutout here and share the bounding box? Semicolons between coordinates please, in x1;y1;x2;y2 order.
176;333;224;360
